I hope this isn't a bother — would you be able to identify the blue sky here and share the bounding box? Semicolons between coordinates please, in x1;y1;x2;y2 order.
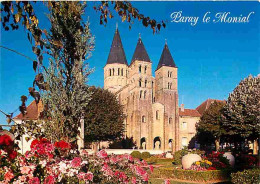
0;1;259;125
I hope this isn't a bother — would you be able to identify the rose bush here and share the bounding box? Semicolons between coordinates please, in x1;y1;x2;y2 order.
0;136;153;183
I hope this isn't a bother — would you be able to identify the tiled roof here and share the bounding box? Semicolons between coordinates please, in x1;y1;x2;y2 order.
131;37;150;64
179;108;201;117
196;99;225;115
106;28;128;65
14;100;43;120
156;43;176;70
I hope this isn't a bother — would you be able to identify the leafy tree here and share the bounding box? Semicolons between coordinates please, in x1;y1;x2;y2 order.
84;87;125;147
109;137;136;149
11;2;94;143
223;75;260;141
196;101;226;151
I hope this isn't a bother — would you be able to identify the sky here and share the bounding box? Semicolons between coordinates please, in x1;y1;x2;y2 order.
0;1;259;126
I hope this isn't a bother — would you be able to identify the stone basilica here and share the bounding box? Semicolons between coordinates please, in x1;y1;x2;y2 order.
104;28;181;152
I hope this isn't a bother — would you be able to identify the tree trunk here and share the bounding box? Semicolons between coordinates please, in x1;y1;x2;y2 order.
253;139;258;155
93;142;98;154
215;138;220;151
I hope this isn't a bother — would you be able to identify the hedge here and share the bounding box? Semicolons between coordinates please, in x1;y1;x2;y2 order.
141;152;151;159
231;168;260;184
150;167;231;182
130;151;141;159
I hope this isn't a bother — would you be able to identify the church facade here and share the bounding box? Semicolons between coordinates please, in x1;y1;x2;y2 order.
104;28;181;152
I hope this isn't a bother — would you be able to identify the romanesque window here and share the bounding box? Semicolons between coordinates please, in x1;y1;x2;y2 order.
109;69;111;76
113;68;115;76
145;80;147;87
168;71;170;77
168;82;170;89
118;68;120;75
140;91;142;99
182;122;187;130
169;117;173;124
144;91;146;99
144;66;147;74
139;79;142;87
139;65;142;73
170;72;172;77
169;83;172;89
156;110;159;120
121;68;124;76
142;116;146;123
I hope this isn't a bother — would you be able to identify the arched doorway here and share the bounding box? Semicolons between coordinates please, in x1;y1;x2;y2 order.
168;139;173;149
153;136;161;150
140;137;146;150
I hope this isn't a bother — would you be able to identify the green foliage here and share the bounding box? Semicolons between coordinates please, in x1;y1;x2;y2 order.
151;167;230;182
196;101;226;150
109;137;136;149
231;169;260;184
223;75;260;141
84;87;125;143
130;151;141;159
145;156;158;164
39;2;94;142
141;151;151;159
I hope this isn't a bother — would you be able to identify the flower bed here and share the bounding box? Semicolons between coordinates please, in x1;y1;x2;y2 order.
150;167;231;183
231;168;260;184
0;136;153;183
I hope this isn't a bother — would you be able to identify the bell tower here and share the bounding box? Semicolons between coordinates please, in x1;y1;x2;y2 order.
155;41;179;152
104;27;128;93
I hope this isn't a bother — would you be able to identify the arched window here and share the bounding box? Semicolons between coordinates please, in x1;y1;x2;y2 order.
144;66;147;74
142;116;146;123
140;90;142;99
170;72;172;77
145;80;147;87
169;117;172;124
168;71;170;77
156;110;159;120
121;68;124;76
109;69;111;76
168;82;170;89
170;83;172;89
118;68;120;75
139;79;142;87
144;91;147;99
113;68;115;76
139;65;142;73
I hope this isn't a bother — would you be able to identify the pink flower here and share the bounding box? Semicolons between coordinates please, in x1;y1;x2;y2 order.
71;157;81;168
149;165;154;172
44;175;55;184
4;171;14;182
142;159;147;166
164;179;170;184
86;172;94;181
20;166;31;175
132;177;137;184
18;175;27;182
97;150;108;158
28;177;40;184
142;173;149;181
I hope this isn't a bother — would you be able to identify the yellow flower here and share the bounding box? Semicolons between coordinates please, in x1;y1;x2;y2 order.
195;161;200;165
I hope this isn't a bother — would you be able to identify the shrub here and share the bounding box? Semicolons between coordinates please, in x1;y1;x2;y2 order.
231;169;260;184
141;152;151;159
130;151;141;159
173;147;204;165
151;167;231;182
145;156;158;164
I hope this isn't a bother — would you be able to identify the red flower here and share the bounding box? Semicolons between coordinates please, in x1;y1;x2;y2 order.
8;150;17;160
207;167;216;170
54;140;71;150
30;139;39;149
29;177;40;184
71;157;81;168
44;175;55;184
4;171;14;182
0;135;13;146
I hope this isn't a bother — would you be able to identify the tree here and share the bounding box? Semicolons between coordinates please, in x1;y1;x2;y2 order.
11;2;94;143
196;101;226;151
223;75;260;142
84;87;125;150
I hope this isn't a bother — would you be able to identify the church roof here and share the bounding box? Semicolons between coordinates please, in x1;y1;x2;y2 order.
196;99;225;115
156;43;176;70
131;37;150;64
106;28;128;65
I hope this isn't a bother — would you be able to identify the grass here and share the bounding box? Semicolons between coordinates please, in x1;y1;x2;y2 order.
149;178;193;184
